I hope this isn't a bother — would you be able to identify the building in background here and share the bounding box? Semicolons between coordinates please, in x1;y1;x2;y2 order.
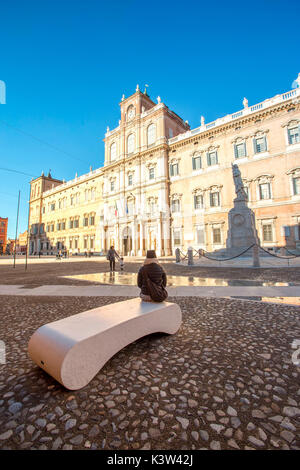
17;230;28;254
28;80;300;256
5;238;16;255
0;217;8;255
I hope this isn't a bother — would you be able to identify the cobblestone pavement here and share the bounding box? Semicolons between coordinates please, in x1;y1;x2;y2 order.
0;295;299;450
1;259;300;286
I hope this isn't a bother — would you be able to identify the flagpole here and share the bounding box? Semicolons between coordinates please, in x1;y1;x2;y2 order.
13;190;21;268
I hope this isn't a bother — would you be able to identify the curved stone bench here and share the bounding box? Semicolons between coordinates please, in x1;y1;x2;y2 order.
28;298;182;390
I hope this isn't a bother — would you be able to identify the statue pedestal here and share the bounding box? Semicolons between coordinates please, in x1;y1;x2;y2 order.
225;199;260;256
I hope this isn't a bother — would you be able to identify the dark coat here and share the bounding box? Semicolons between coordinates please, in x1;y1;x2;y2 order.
137;263;167;295
107;248;118;261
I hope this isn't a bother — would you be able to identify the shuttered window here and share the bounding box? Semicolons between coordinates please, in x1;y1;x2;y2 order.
254;136;267;153
192;155;201;170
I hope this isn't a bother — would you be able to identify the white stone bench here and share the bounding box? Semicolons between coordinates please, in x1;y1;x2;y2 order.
28;298;182;390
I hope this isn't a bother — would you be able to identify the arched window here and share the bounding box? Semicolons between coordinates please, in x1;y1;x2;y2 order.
110;142;117;161
147;124;156;146
127;134;135;154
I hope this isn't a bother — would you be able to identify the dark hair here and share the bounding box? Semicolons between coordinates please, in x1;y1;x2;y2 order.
110;246;114;249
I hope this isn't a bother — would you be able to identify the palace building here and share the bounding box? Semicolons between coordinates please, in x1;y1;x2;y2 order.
28;80;300;256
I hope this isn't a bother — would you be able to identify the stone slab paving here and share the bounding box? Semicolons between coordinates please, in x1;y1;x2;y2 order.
0;295;299;450
0;284;299;299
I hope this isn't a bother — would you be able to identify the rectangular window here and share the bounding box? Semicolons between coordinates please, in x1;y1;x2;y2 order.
51;224;54;232
262;224;273;242
110;181;115;191
172;199;180;213
173;230;181;245
293;177;300;195
192;156;201;170
196;227;205;244
170;163;179;176
50;203;55;211
69;220;74;229
288;127;300;145
61;222;65;230
74;239;78;249
254;137;267;153
212;228;221;244
84;238;87;249
244;186;249;200
74;219;79;228
149;168;155;180
56;223;61;231
89;216;95;225
259;183;271;200
128;174;133;186
69;240;73;249
207;151;218;166
70;196;74;206
234;143;246;159
83;217;88;227
194;194;203;210
210;192;220;207
149;202;156;214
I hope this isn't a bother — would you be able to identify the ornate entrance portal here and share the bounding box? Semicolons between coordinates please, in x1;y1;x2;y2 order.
122;226;132;255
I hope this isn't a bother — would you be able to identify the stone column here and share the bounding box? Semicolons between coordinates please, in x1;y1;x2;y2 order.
157;216;162;256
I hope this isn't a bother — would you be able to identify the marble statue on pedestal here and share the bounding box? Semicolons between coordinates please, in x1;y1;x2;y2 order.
225;164;260;254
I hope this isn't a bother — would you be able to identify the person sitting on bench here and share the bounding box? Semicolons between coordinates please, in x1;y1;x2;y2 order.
137;250;168;302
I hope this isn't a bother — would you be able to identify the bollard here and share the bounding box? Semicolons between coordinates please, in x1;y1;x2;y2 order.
188;246;194;266
252;244;260;268
175;248;181;263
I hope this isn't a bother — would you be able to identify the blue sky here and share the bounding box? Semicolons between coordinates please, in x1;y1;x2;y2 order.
0;0;299;238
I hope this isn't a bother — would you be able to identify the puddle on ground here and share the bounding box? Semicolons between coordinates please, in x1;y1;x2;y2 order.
62;272;298;287
229;296;300;306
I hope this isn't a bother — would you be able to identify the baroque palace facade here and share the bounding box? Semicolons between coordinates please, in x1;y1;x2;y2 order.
28;81;300;256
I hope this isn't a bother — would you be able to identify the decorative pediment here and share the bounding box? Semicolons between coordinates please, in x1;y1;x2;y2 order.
254;174;274;183
170;157;180;164
191;150;202;157
231;135;249;144
170;193;183;200
251;129;269;138
206;184;223;191
281;119;300;128
145;160;157;169
192;187;205;195
286;167;300;177
206;144;220;152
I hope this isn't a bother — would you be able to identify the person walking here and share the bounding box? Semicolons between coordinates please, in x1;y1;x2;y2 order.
137;250;168;302
107;245;119;272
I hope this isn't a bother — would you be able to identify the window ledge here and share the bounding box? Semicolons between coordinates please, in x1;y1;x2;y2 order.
253;151;269;159
256;199;273;206
286;143;300;152
192;169;203;175
234;156;249;163
205;164;220;171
